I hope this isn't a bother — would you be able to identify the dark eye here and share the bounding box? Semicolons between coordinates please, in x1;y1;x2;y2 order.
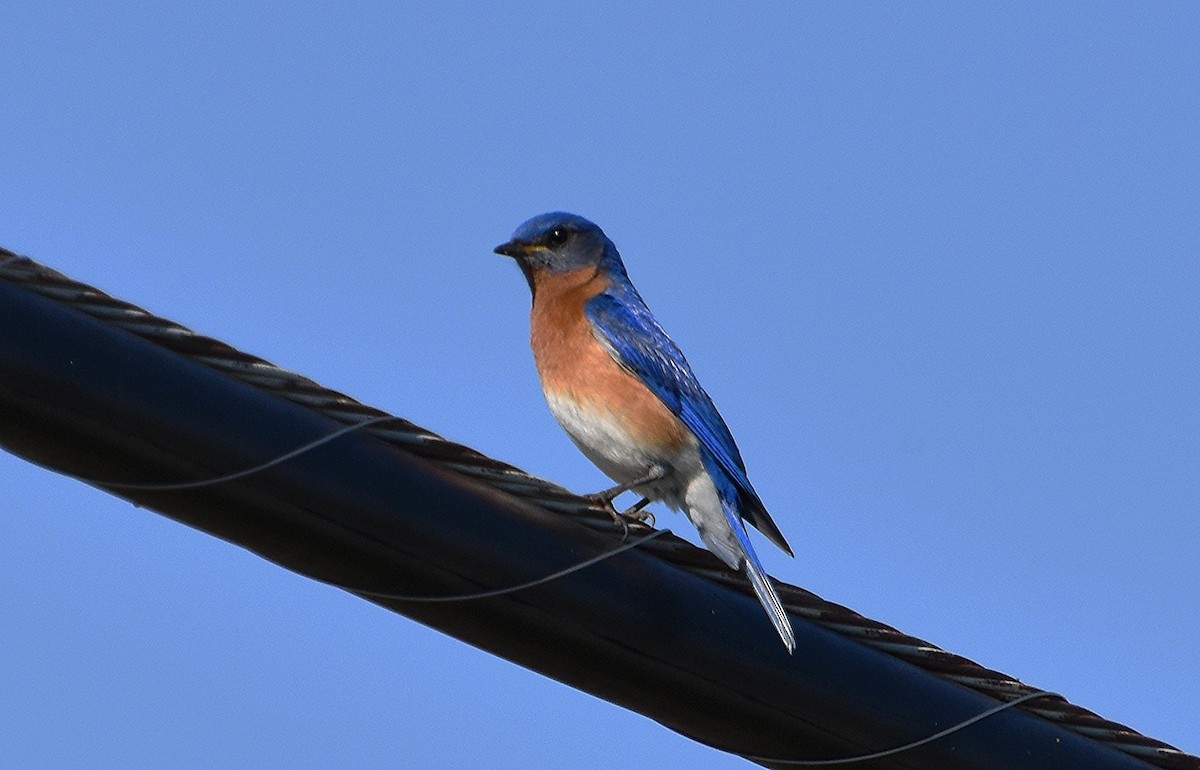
545;228;569;247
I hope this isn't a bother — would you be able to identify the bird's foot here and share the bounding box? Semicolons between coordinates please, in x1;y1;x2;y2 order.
584;468;666;540
620;497;655;527
603;498;655;541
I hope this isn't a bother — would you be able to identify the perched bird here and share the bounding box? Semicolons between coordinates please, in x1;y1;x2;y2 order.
495;212;796;652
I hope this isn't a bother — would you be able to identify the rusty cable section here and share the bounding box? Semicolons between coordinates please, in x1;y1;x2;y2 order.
1;247;1194;770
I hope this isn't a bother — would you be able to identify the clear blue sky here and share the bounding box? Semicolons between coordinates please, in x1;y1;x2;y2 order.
2;3;1196;767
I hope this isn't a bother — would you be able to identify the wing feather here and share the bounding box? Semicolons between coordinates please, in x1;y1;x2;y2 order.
585;292;793;556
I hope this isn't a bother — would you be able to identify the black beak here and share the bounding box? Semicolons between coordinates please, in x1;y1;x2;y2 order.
494;240;531;258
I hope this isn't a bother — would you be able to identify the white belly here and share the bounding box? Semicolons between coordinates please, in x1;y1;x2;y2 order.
545;392;751;573
544;391;699;507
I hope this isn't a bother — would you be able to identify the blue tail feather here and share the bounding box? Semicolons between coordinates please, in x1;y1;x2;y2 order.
700;449;796;653
731;512;796;653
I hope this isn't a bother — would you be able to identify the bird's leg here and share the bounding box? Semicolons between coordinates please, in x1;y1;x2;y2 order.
586;466;667;507
587;466;666;538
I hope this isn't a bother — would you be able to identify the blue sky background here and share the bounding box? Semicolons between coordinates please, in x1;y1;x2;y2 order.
2;3;1197;767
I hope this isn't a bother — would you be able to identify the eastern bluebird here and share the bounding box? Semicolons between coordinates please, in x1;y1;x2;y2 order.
495;212;796;652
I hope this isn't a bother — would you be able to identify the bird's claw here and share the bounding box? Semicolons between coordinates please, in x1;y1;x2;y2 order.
608;509;632;540
620;498;655;527
587;493;656;540
606;499;655;541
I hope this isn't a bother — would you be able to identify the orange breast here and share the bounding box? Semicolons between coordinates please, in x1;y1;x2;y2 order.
529;267;690;452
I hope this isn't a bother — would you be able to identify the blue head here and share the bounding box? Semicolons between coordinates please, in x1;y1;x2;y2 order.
495;212;627;291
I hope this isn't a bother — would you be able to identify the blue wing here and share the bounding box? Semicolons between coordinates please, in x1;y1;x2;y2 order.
585;291;793;556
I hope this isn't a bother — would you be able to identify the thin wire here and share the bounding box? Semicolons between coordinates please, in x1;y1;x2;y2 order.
741;689;1061;766
331;528;670;603
62;410;669;604
90;415;400;490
